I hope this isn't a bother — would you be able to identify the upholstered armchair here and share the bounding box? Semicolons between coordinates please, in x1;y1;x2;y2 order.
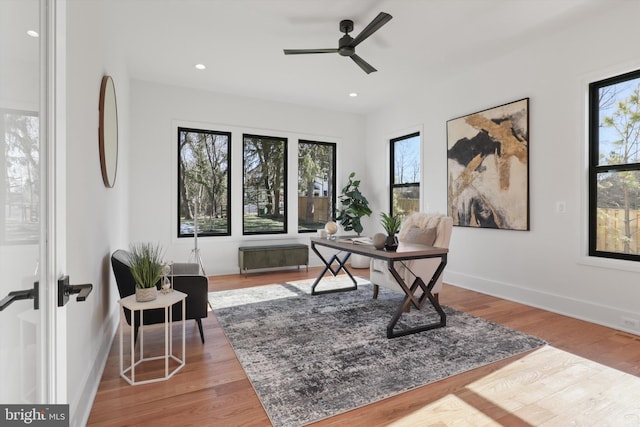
111;249;209;343
370;213;453;303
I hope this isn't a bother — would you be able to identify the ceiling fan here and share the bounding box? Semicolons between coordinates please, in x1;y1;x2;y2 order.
283;12;393;74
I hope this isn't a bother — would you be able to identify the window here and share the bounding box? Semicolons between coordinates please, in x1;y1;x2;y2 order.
297;140;336;232
177;127;231;237
589;70;640;261
243;134;287;234
390;132;421;217
1;109;39;244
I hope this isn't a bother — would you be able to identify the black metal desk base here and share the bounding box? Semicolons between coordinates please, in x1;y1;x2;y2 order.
310;241;358;295
386;266;447;338
310;239;447;339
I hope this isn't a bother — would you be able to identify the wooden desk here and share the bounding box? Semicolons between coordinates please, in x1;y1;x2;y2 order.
310;237;448;338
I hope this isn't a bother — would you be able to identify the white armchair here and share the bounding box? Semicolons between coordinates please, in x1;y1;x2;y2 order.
370;213;453;303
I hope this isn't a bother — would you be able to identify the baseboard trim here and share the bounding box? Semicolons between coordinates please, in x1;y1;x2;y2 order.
445;270;640;336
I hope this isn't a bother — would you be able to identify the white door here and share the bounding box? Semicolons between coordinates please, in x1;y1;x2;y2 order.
0;0;63;407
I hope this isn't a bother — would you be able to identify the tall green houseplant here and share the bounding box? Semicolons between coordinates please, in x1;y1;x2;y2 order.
336;172;372;236
127;242;165;289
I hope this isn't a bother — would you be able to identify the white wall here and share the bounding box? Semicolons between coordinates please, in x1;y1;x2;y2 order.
365;2;640;334
129;81;366;275
66;1;130;425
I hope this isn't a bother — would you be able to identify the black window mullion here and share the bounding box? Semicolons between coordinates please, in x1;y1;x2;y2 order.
242;134;288;235
588;69;640;261
177;127;231;238
390;132;421;217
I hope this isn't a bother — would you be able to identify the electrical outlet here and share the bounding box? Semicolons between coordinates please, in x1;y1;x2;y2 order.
555;201;566;214
622;317;639;330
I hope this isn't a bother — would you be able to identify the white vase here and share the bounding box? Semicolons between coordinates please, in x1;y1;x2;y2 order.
135;286;157;302
372;233;386;249
350;253;370;269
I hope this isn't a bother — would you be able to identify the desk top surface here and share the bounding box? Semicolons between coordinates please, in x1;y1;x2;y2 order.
310;237;447;261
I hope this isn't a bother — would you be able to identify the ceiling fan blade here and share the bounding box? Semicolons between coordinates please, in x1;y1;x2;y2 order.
283;48;338;55
350;54;377;74
351;12;392;47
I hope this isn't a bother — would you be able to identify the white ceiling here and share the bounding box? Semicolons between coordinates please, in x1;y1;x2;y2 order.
103;0;607;114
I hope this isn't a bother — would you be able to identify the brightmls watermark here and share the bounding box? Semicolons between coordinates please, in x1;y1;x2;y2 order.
1;405;68;426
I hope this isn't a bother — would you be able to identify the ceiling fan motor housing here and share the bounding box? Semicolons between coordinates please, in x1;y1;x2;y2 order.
338;35;355;56
338;20;355;56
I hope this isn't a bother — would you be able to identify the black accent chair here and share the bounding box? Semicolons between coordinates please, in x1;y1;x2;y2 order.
111;249;208;343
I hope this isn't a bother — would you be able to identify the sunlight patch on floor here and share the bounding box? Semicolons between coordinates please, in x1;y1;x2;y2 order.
388;346;640;426
208;285;301;309
209;276;369;309
387;394;497;426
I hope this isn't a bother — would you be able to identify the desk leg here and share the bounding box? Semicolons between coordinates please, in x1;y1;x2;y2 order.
310;241;358;295
386;254;448;338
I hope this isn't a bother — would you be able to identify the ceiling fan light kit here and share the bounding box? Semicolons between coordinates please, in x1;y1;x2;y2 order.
283;12;392;74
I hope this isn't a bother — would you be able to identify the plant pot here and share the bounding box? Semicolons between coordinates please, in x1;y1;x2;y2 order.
384;235;398;252
135;286;157;302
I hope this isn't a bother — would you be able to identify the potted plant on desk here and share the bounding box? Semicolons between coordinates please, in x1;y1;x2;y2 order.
380;212;401;251
128;242;165;302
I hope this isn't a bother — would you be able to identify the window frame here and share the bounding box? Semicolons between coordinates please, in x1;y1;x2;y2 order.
177;127;232;238
588;69;640;262
242;133;288;235
297;140;337;233
389;132;421;217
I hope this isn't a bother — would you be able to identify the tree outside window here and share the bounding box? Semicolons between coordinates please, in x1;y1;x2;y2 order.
390;132;420;217
1;109;39;244
589;70;640;261
298;140;336;232
243;134;287;234
178;127;231;237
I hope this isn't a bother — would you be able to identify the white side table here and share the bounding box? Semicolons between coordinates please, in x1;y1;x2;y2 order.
118;290;186;385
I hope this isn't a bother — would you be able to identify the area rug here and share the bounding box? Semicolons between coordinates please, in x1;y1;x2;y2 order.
208;277;545;427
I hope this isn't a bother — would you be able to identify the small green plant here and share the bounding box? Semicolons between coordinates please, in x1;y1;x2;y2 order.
127;242;165;289
380;212;401;236
336;172;372;236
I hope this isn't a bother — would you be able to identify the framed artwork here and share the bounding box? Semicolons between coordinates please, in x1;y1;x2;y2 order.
447;98;529;230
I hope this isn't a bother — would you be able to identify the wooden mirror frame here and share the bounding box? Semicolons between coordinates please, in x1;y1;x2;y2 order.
99;75;118;188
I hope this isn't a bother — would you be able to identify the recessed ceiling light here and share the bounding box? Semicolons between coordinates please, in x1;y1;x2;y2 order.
27;30;39;38
349;92;358;97
195;64;206;70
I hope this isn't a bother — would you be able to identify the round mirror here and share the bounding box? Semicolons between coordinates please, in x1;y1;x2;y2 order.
99;75;118;188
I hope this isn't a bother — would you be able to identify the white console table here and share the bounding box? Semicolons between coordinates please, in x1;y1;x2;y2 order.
119;290;186;385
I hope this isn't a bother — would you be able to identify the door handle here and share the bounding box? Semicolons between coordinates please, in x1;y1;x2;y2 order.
0;282;39;311
58;275;93;307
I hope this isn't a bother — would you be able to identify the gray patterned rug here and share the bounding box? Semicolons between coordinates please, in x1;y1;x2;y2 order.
208;277;545;427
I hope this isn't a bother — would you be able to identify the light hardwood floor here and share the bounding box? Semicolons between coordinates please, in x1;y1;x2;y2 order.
87;268;640;426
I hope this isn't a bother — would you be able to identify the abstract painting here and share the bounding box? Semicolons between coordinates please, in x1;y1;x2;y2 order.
447;98;529;230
